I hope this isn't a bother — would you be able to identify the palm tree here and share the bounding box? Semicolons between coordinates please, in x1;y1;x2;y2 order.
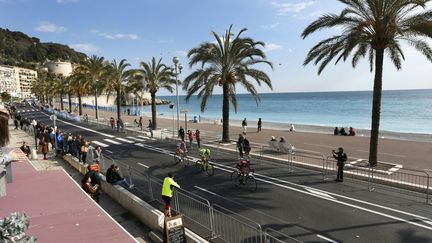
104;59;132;121
301;0;432;166
70;66;91;115
131;57;175;129
183;25;273;142
80;55;106;119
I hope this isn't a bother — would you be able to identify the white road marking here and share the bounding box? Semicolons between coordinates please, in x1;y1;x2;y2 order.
91;141;110;147
137;163;149;168
194;186;218;196
305;188;335;200
104;139;121;145
105;149;113;154
317;234;338;243
127;136;146;142
137;135;149;139
115;137;134;143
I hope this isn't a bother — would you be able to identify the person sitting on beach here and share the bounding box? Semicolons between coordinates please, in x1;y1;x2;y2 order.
339;127;348;136
289;124;295;132
279;137;286;143
334;127;339;135
176;140;187;158
270;136;277;142
349;127;356;136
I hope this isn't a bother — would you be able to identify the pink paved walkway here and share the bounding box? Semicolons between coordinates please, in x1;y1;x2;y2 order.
0;148;137;243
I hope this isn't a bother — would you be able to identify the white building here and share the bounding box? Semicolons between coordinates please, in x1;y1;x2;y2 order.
44;60;73;77
0;65;37;98
0;65;19;97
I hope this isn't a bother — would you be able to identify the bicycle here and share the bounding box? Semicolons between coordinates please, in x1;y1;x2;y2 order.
230;163;257;192
174;151;190;166
195;157;215;176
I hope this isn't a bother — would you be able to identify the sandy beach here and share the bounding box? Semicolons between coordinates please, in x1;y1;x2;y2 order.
57;104;431;172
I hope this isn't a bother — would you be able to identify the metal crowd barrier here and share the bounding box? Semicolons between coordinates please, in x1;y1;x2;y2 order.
96;153;303;242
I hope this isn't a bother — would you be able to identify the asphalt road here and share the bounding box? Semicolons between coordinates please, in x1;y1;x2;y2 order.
16;106;432;243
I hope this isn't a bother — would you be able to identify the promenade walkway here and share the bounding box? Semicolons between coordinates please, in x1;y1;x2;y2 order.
0;124;150;242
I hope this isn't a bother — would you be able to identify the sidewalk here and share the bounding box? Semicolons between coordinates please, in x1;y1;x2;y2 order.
5;124;152;243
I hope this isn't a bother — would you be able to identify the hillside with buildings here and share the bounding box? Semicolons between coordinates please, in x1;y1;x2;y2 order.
0;28;86;69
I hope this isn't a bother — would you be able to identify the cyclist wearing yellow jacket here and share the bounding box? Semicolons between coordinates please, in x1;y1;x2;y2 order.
161;173;180;216
199;148;211;162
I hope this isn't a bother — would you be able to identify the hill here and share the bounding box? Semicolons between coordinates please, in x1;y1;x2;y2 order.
0;28;86;69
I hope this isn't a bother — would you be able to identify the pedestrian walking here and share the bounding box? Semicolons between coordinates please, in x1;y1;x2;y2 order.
161;172;180;217
187;130;193;148
243;137;251;160
237;134;244;158
195;129;201;148
257;118;262;132
39;137;49;160
242;118;247;133
178;126;185;141
139;116;143;130
332;147;347;182
147;120;153;137
14;118;19;129
110;117;115;130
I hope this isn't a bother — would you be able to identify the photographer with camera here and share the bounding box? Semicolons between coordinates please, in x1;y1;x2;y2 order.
332;147;347;182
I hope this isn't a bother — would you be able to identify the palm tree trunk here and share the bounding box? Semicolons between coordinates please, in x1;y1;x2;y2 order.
222;84;230;142
151;92;157;130
68;92;72;112
368;49;384;167
78;94;83;115
95;92;98;120
116;89;121;121
60;92;64;110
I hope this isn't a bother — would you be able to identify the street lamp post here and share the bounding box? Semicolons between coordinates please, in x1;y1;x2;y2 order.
172;57;183;132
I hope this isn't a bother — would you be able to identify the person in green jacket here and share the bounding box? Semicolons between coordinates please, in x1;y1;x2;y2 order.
161;172;180;217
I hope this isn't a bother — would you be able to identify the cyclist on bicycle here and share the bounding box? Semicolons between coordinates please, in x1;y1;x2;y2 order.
237;158;252;176
199;148;211;164
176;140;187;158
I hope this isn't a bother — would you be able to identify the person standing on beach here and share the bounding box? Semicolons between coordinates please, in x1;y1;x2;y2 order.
257;118;262;132
332;147;347;182
147;120;153;138
187;130;193;148
178;126;185;141
242;118;247;133
195;129;201;148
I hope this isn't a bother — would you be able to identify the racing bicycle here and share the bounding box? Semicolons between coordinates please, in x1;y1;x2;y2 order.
195;158;215;176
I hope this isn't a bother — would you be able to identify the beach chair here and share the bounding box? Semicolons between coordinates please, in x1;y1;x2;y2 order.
279;142;295;154
268;141;279;152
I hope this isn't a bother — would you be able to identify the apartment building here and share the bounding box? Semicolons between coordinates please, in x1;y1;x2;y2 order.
0;65;37;98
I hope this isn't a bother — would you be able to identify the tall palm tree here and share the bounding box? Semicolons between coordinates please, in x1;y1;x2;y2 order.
301;0;432;166
131;57;175;129
183;25;273;142
70;66;91;115
80;55;106;119
104;59;132;121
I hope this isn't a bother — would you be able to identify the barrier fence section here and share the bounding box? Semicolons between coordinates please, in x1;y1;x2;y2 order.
97;153;300;242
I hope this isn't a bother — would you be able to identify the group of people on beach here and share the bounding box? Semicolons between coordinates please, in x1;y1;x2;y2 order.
242;117;296;134
334;127;356;136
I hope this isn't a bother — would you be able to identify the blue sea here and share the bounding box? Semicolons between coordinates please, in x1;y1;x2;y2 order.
125;89;432;136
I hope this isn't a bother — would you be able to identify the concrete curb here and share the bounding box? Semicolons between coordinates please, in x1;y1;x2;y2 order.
62;154;208;243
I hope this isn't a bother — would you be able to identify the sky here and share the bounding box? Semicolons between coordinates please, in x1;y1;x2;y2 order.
1;0;432;96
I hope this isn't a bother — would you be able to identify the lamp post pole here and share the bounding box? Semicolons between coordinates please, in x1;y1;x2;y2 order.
172;57;183;132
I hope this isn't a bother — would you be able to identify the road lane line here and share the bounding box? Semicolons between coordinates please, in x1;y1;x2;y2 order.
105;149;113;154
127;136;146;142
104;139;121;145
115;137;134;143
194;186;218;196
137;135;149;139
137;163;149;168
91;141;110;147
317;234;338;243
305;188;335;199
